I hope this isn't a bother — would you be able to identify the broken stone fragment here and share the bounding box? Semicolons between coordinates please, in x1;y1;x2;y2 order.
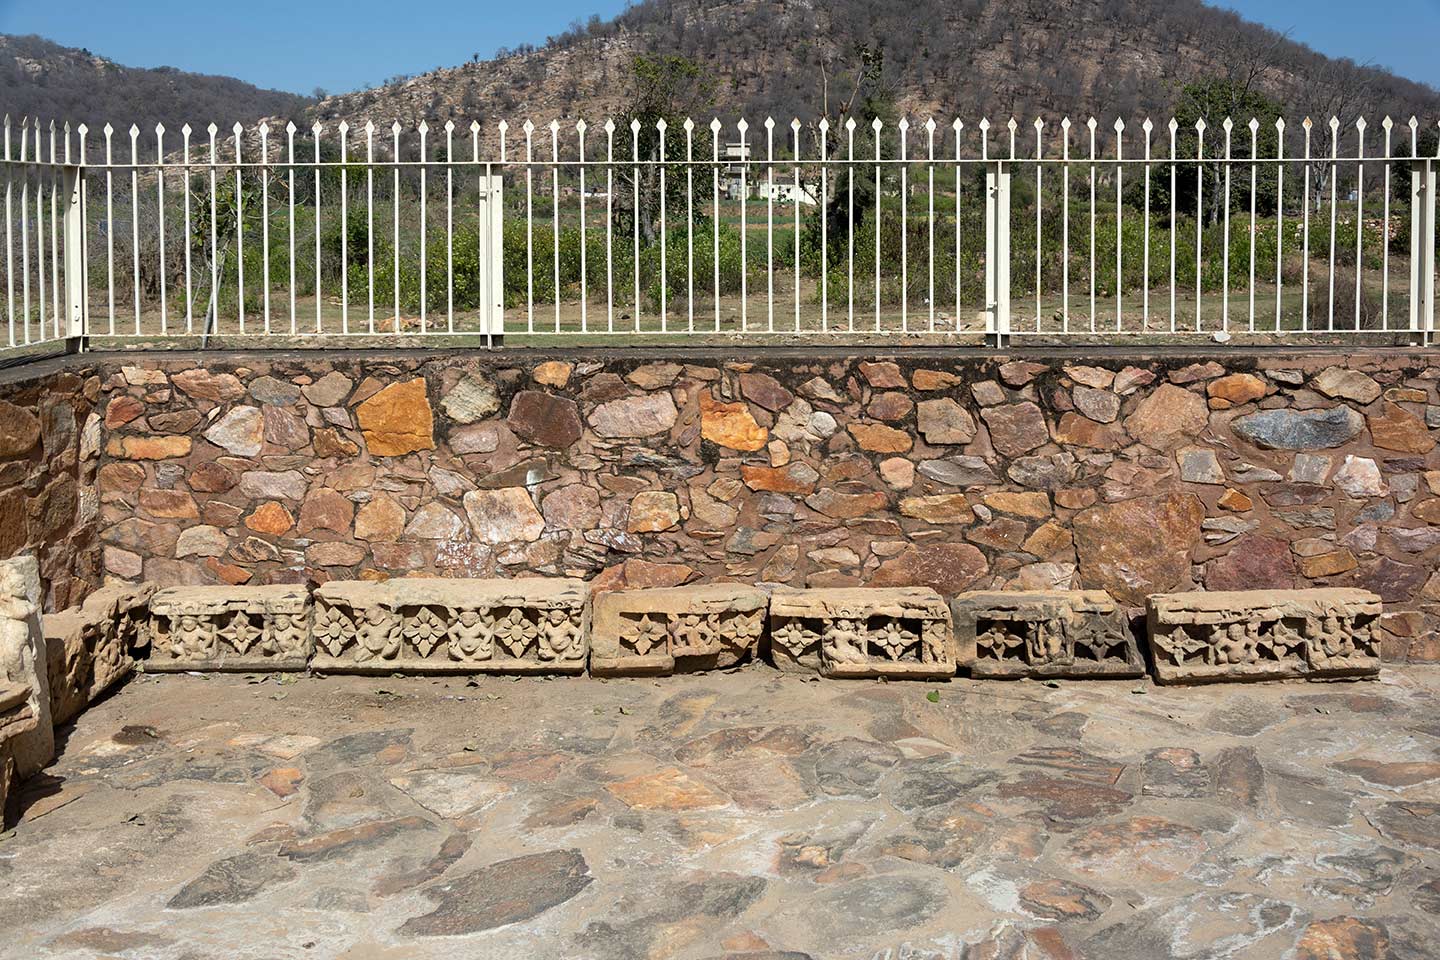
951;590;1142;679
590;583;767;676
1146;588;1381;684
768;587;954;680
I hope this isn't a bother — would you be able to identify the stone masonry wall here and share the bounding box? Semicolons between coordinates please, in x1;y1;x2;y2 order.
8;348;1440;660
0;357;101;612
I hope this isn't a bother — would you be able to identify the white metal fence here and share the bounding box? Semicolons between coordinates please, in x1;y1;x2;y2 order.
0;111;1436;354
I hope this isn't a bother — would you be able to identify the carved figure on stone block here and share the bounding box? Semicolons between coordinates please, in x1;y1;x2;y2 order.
1215;621;1262;665
268;613;309;658
1029;618;1069;664
824;618;869;664
356;607;402;663
539;608;584;662
447;608;493;662
172;613;217;661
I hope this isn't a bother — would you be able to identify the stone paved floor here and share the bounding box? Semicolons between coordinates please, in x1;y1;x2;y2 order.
4;667;1440;960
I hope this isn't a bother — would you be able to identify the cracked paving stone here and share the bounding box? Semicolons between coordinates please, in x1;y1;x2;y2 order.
400;848;594;937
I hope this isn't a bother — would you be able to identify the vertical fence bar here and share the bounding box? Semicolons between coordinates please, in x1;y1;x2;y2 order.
207;123;218;335
1354;118;1366;329
1221;118;1232;332
1114;118;1124;330
1327;117;1339;331
524;120;534;332
418;121;428;335
49;121;59;337
578;120;589;334
62;142;84;339
1142;118;1152;329
1087;117;1096;330
19;119;29;343
738;118;749;333
287;122;296;334
793;118;802;333
606;119;615;333
259;123;269;335
952;119;961;331
929;118;938;332
312;123;322;333
684;119;694;332
1381;117;1392;330
630;119;640;332
338;120;349;334
1194;120;1205;331
391;122;401;330
365;121;375;333
550;120;561;334
156;123;168;335
182;124;193;333
820;118;830;331
1062;118;1071;331
658;118;668;333
1034;118;1042;331
1302;118;1313;331
764;117;774;333
445;120;455;334
3;117;12;346
1275;119;1285;331
711;118;720;333
874;118;883;332
1169;119;1177;331
1248;118;1258;332
899;118;909;332
128;123;140;334
233;122;244;334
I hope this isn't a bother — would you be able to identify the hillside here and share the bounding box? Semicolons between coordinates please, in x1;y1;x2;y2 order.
0;34;313;133
314;0;1440;130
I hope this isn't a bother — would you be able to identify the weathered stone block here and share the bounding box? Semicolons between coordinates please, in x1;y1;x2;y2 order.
148;585;312;672
0;556;52;778
951;590;1142;679
1146;589;1382;684
591;584;766;676
768;588;953;679
43;583;154;724
311;578;588;674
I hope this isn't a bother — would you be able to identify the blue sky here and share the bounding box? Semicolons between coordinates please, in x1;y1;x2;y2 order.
2;0;1438;96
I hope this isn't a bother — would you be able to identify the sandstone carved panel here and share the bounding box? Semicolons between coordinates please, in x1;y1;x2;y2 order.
311;578;589;674
43;583;154;724
951;590;1142;679
148;585;312;671
768;587;954;679
1146;589;1382;684
591;584;766;676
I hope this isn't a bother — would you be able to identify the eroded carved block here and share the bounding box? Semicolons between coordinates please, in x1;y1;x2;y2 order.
311;578;589;674
44;583;155;724
1147;589;1382;684
951;590;1142;679
591;584;766;676
148;585;312;671
0;556;52;778
768;588;954;679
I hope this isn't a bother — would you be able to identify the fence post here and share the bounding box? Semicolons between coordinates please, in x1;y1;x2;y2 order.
1411;160;1436;343
985;162;1012;346
481;173;505;344
62;165;84;343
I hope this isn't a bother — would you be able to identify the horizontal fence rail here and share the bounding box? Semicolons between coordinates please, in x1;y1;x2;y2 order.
0;112;1437;352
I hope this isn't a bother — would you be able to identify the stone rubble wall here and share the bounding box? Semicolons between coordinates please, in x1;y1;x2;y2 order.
1;349;1437;660
0;359;102;612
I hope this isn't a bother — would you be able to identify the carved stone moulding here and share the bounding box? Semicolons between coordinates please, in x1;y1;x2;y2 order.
768;587;955;680
952;590;1142;680
591;584;767;676
1147;588;1383;685
43;583;155;724
311;578;590;675
148;585;312;672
